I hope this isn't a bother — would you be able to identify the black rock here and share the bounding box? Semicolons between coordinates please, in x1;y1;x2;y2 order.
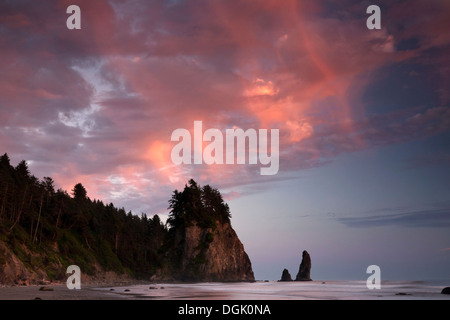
39;286;54;291
295;250;312;281
441;287;450;295
279;269;293;281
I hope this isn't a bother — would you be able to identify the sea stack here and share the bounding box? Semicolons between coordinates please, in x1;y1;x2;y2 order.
279;269;293;281
295;250;312;281
168;220;255;282
161;179;255;282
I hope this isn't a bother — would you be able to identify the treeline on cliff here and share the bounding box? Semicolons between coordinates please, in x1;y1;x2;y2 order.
0;153;231;280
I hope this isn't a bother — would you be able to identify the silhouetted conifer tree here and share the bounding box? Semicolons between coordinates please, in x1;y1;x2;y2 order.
72;183;87;200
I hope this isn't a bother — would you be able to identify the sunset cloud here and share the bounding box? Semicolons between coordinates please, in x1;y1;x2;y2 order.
1;0;449;215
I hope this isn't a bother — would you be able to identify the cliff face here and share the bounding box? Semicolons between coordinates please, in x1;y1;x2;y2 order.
0;240;36;285
0;239;134;286
168;221;255;282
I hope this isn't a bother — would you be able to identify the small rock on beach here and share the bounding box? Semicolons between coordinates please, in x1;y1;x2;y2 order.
39;286;54;292
441;287;450;295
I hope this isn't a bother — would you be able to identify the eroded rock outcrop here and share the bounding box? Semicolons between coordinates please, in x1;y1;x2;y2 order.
165;221;255;282
157;179;255;282
279;268;293;281
0;240;52;285
295;250;312;281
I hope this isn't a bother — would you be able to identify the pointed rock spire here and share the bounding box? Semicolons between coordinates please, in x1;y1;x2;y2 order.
295;250;312;281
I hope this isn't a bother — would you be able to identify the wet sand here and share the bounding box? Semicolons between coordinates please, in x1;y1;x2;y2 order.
0;284;121;300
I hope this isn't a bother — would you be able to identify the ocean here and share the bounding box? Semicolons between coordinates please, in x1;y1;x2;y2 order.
94;280;450;300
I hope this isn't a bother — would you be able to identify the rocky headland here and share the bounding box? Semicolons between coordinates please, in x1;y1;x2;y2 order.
0;153;254;285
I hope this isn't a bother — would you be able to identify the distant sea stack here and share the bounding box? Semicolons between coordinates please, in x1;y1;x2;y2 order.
295;250;312;281
279;268;293;281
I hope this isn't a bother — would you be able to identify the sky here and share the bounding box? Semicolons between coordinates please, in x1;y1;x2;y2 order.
1;0;449;281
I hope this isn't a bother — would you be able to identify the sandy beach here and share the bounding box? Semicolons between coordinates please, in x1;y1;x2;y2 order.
0;283;123;300
1;280;449;300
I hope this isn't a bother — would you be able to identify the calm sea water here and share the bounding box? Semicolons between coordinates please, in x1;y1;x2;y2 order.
94;280;450;300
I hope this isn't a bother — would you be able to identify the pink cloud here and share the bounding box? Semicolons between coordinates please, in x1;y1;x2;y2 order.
1;0;449;213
